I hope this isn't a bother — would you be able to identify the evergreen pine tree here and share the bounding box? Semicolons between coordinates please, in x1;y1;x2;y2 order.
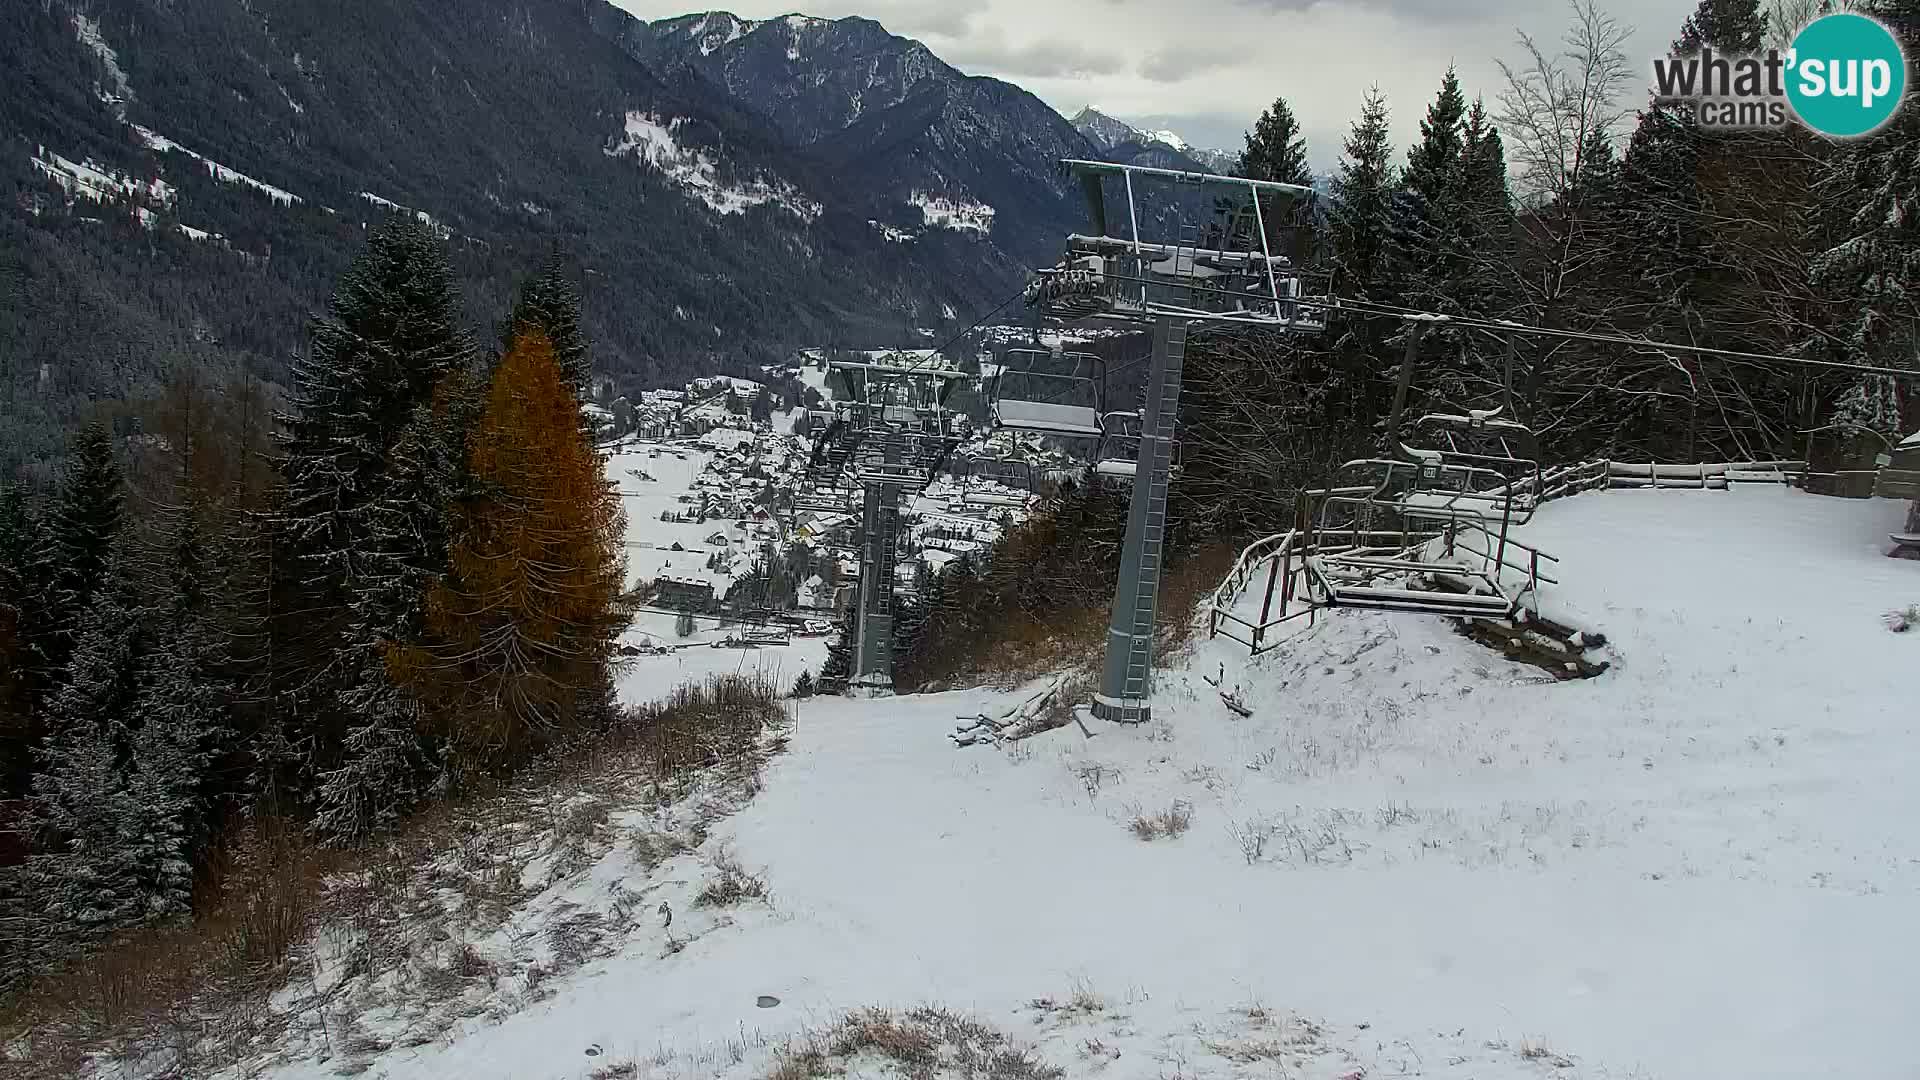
1237;96;1314;262
1458;97;1514;260
0;482;35;793
1238;97;1312;185
1456;97;1517;351
41;543;145;754
1327;88;1399;303
19;543;196;945
1673;0;1766;52
272;220;475;803
1811;0;1920;500
312;646;437;844
1325;88;1400;425
507;254;594;418
1402;68;1468;212
792;670;814;698
817;603;858;694
23;712;156;940
128;490;235;868
309;389;465;843
1397;68;1466;361
37;422;126;691
280;221;472;585
1619;0;1765;338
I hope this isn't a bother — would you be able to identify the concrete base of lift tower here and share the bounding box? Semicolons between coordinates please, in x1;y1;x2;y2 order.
1089;692;1151;724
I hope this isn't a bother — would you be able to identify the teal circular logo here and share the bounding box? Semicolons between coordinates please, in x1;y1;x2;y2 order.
1786;12;1907;137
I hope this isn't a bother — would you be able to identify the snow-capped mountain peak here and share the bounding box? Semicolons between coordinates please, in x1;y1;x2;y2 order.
1144;128;1189;151
1069;107;1236;173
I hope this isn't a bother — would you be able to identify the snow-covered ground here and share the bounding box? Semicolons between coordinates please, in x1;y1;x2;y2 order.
609;441;735;592
221;484;1919;1080
617;606;827;701
606;111;820;222
608;435;832;698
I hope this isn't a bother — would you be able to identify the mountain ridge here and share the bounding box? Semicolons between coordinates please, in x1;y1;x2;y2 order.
1069;106;1239;174
0;0;1111;464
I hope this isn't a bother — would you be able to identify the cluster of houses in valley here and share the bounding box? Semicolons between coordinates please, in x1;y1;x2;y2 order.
610;348;1075;633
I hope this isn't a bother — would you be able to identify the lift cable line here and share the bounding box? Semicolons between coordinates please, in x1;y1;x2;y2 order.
1076;267;1920;381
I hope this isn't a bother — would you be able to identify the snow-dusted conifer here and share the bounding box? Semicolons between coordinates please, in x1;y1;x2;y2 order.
506;254;593;407
1326;88;1398;305
128;491;234;868
311;392;464;844
0;482;36;787
1237;97;1311;186
273;219;475;809
41;542;145;746
38;422;126;685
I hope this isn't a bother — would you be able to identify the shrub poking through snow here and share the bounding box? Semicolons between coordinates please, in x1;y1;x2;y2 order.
1884;604;1919;632
1127;800;1194;841
1029;979;1106;1019
1070;760;1121;800
693;849;768;907
1228;815;1281;864
766;1006;1061;1080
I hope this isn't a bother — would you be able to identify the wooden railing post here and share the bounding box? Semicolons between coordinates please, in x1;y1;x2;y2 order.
1253;546;1283;651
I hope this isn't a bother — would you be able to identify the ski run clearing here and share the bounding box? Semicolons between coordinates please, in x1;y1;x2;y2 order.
206;485;1918;1080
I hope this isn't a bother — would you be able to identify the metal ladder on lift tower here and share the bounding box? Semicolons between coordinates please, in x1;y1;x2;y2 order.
1115;318;1185;703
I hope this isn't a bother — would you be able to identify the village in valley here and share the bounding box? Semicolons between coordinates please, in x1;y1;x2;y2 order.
594;341;1069;680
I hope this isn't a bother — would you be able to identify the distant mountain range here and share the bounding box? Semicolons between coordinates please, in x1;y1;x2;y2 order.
1069;108;1241;175
0;1;1243;464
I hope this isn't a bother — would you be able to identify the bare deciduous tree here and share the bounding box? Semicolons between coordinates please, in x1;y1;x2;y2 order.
1495;0;1635;207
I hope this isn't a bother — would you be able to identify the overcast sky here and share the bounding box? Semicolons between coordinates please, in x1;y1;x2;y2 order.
607;0;1700;175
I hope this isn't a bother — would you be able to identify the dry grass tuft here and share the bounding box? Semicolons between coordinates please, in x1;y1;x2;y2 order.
767;1006;1061;1080
1126;800;1194;841
1028;979;1107;1021
1519;1038;1575;1068
693;849;770;908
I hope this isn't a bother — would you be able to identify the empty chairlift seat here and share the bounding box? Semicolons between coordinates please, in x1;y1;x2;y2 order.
956;455;1036;507
993;348;1106;437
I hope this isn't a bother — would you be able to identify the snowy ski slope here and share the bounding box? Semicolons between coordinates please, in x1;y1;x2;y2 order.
228;487;1917;1080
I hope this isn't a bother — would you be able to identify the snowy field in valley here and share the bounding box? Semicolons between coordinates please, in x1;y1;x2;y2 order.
606;432;831;698
224;486;1919;1080
608;440;729;593
617;607;828;701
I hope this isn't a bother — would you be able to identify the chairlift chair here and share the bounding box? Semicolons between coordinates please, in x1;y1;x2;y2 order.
991;347;1106;437
953;453;1037;508
1397;408;1543;525
1088;410;1183;488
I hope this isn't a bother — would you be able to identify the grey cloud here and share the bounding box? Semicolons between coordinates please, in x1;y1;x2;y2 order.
860;0;991;40
940;34;1129;79
1138;44;1237;83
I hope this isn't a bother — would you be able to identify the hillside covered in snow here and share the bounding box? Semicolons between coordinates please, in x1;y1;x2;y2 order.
172;482;1919;1080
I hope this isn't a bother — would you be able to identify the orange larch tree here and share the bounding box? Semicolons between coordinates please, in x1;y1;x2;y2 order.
412;326;626;766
